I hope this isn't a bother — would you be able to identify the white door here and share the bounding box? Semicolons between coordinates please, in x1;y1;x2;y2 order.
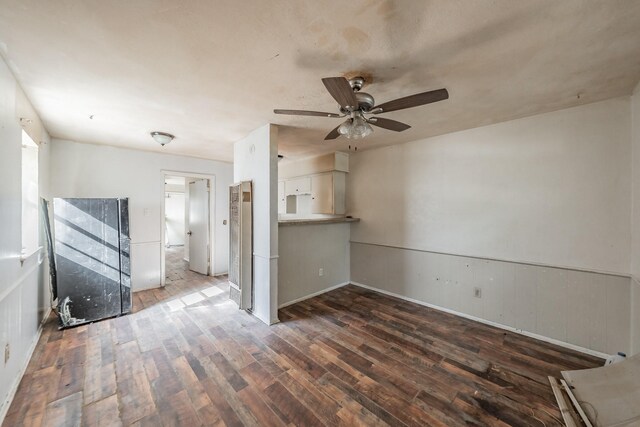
188;179;209;275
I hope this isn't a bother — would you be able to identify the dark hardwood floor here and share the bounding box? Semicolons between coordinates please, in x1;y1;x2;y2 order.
3;246;602;426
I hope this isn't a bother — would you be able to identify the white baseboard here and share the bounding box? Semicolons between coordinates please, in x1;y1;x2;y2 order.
350;281;610;360
0;314;48;425
278;282;350;309
133;283;162;292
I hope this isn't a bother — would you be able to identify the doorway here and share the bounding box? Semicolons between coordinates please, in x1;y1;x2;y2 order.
160;171;216;287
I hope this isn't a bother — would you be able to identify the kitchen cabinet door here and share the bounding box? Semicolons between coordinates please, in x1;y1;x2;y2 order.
311;173;333;214
285;177;311;195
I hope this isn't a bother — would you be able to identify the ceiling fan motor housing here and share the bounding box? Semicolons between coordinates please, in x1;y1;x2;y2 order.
340;92;375;113
355;92;375;111
345;76;375;111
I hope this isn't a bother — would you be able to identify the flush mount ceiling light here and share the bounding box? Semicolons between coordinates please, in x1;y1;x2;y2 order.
150;131;174;146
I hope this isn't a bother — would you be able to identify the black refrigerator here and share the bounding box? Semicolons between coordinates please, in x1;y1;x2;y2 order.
53;198;132;328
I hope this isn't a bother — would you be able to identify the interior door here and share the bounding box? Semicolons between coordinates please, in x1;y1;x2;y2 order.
188;179;209;275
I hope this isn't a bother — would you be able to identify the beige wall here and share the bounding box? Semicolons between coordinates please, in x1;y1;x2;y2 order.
349;97;631;274
348;97;634;355
278;223;350;307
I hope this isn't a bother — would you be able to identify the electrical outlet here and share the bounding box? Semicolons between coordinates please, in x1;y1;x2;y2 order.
319;268;324;277
474;287;482;298
4;343;9;364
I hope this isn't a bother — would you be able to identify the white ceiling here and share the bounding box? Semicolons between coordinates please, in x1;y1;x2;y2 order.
1;0;640;162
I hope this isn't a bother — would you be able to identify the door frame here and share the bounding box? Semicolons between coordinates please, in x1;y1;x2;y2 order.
160;170;216;287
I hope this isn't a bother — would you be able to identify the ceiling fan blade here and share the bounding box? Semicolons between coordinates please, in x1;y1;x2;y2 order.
274;109;341;118
374;88;449;113
324;125;341;140
368;117;411;132
321;77;358;110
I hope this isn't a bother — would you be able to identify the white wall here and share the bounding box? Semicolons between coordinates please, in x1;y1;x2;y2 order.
50;139;233;290
165;192;185;246
278;223;350;307
0;57;51;422
234;124;279;324
350;97;631;274
348;97;634;355
631;83;640;355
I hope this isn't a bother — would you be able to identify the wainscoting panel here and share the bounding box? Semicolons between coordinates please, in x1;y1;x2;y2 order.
0;254;47;423
351;242;631;355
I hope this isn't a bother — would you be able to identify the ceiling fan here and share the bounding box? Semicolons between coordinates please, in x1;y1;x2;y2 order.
274;76;449;140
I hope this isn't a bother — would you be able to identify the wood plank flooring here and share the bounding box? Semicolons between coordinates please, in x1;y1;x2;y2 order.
3;246;603;426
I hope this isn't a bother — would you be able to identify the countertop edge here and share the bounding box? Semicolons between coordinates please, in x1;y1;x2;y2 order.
278;217;360;226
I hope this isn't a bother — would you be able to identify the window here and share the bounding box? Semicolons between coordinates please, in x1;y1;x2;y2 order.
21;130;39;258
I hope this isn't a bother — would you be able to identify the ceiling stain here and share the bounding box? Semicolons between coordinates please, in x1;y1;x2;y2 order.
1;0;640;162
377;0;396;20
316;35;329;48
341;27;372;53
342;71;374;86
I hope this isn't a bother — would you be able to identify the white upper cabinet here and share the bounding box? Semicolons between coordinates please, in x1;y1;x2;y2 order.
312;172;346;215
278;151;348;216
285;177;311;196
311;173;333;214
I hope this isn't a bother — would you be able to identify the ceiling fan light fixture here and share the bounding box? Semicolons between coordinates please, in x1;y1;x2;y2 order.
338;115;373;139
151;131;174;146
338;119;352;136
351;115;373;139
